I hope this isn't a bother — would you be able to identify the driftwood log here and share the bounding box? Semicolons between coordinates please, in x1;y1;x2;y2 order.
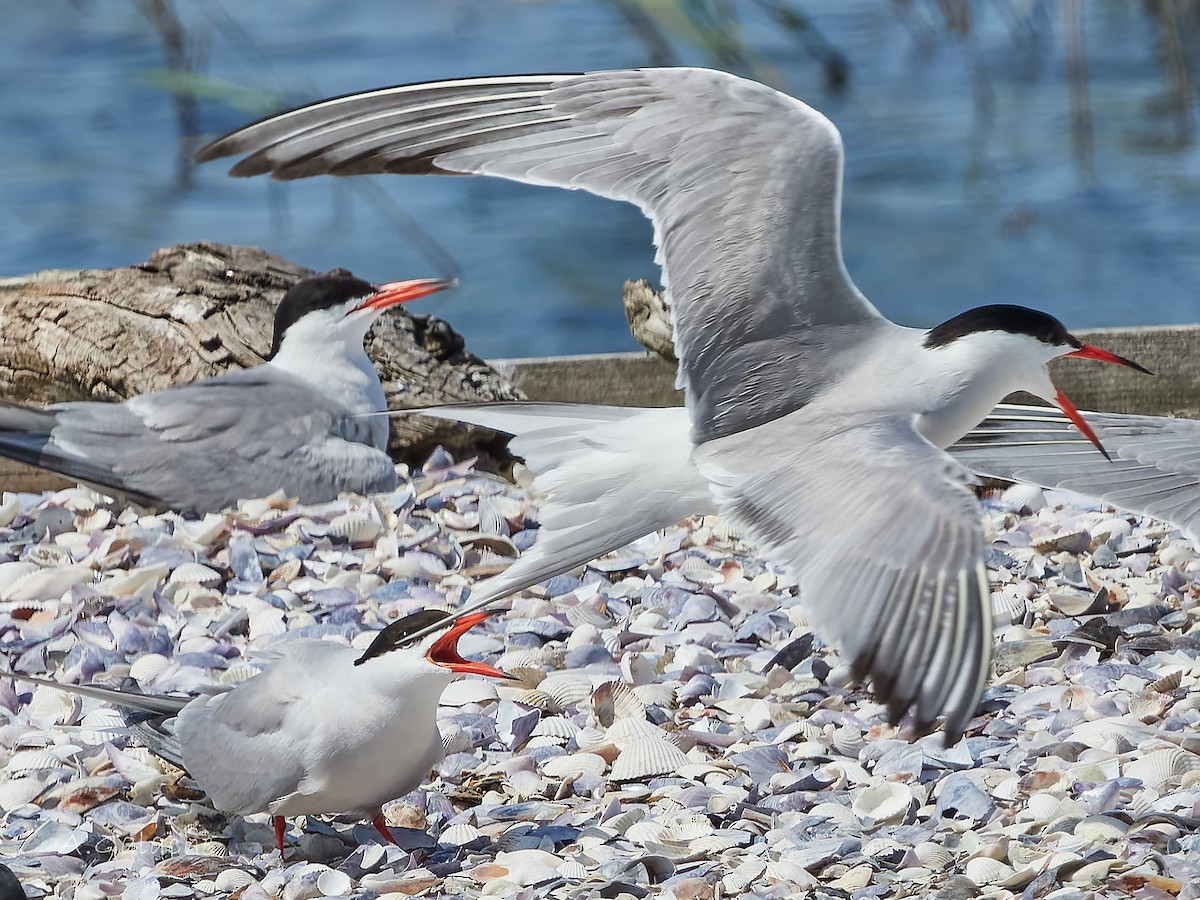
0;242;523;494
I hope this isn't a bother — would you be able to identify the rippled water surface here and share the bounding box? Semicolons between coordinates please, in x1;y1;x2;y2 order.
4;1;1199;358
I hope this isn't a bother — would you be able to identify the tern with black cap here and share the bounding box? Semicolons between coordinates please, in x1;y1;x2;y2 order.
200;67;1152;742
0;274;453;512
3;609;511;854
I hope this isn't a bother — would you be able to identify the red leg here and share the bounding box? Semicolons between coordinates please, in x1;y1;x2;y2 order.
372;814;399;846
273;816;287;855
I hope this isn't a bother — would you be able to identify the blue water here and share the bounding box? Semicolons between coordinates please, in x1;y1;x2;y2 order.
4;1;1199;358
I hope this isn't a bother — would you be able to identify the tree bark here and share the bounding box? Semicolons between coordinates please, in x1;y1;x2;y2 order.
0;242;523;493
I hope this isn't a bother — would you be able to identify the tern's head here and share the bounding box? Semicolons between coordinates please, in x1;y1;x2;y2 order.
353;609;513;680
924;304;1151;459
268;275;455;358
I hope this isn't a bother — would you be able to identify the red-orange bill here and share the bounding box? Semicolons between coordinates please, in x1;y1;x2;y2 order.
1053;387;1111;462
1064;344;1153;375
355;277;457;312
427;610;515;679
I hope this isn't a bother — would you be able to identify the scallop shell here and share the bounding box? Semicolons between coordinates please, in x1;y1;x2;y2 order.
625;820;668;843
513;689;560;714
74;508;113;533
219;663;261;685
606;717;669;749
1128;690;1169;723
1125;748;1200;790
1023;792;1063;824
539;673;594;710
169;562;222;587
574;726;616;755
913;842;953;869
439;823;483;846
214;870;256;893
327;511;383;545
1073;815;1128;843
831;725;865;758
129;653;171;685
5;749;68;775
965;857;1016;886
665;814;714;841
556;860;589;880
830;865;873;891
851;781;912;825
0;777;45;811
542;753;608;780
3;564;92;604
677;556;724;585
592;680;646;727
632;682;676;709
621;652;655;686
192;841;230;857
530;717;579;742
609;737;690;781
1149;670;1183;693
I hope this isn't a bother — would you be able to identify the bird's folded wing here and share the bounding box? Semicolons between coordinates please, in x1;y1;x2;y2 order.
694;413;992;743
952;404;1200;543
46;367;394;511
175;641;339;814
198;69;885;439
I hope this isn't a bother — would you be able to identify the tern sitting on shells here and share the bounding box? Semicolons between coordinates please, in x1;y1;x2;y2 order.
3;609;512;855
0;275;452;513
200;68;1153;742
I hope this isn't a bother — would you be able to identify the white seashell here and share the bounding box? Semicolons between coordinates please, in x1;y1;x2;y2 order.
439;679;498;707
129;653;171;685
1125;747;1200;790
609;737;690;781
830;865;873;891
542;752;608;780
1149;670;1183;693
3;564;92;604
621;652;655;686
606;717;668;749
219;663;261;685
1128;690;1169;723
439;823;482;846
214;870;256;893
556;859;589;879
0;561;38;593
539;673;594;710
26;685;80;725
1023;792;1063;824
632;682;676;709
831;725;865;758
0;777;45;811
5;749;68;775
246;597;287;642
317;869;353;896
0;496;20;528
625;820;667;844
512;689;559;713
965;857;1015;886
665;814;713;841
98;564;170;598
723;858;767;893
74;508;113;533
530;717;579;742
677;555;724;585
574;726;615;756
852;782;912;825
1073;815;1128;843
169;562;222;587
24;544;73;568
592;680;646;727
327;511;383;545
913;842;954;869
192;841;229;857
175;514;228;546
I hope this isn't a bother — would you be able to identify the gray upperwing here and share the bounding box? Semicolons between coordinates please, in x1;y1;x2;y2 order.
44;366;396;512
199;69;888;439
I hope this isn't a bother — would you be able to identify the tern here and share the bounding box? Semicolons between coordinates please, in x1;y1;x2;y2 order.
199;68;1152;741
0;274;452;513
3;610;510;855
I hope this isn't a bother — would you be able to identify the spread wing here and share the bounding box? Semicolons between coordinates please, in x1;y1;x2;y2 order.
198;68;888;440
952;404;1200;543
695;411;993;743
33;366;395;512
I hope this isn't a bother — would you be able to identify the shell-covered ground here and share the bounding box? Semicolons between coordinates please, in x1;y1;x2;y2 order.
1;452;1199;900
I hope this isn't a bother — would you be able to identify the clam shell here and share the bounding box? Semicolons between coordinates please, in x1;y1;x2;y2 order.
0;777;45;811
541;752;608;780
609;737;690;781
316;869;352;896
592;680;646;727
914;842;953;869
851;781;912;825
